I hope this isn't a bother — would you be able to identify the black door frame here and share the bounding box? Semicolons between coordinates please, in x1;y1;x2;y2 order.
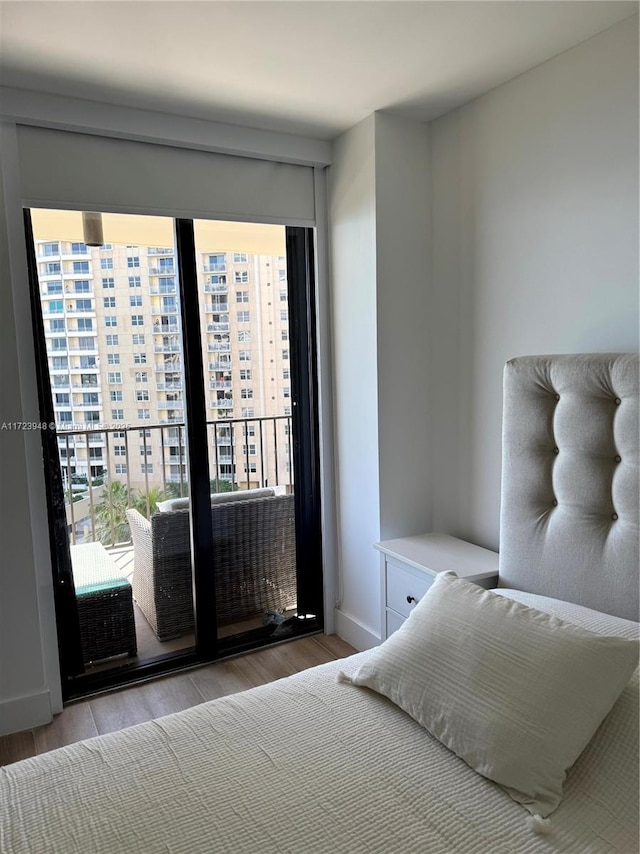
25;211;324;701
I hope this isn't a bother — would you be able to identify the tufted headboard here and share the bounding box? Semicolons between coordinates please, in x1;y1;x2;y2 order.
498;353;639;621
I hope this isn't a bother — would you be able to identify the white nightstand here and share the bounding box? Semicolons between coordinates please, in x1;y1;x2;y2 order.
375;533;499;640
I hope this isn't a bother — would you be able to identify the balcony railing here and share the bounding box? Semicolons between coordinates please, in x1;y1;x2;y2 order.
59;414;293;548
150;285;177;294
157;399;184;409
204;283;228;293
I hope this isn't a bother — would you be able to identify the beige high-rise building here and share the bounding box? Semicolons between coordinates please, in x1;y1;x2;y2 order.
36;232;293;541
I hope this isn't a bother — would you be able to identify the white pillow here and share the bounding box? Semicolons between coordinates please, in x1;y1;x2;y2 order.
346;572;639;818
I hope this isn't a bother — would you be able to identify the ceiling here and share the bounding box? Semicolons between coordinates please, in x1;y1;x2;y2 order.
0;1;637;140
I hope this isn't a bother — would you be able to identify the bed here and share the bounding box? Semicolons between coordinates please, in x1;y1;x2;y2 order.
2;353;638;854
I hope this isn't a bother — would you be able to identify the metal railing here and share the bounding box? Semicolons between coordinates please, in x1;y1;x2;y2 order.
59;414;293;547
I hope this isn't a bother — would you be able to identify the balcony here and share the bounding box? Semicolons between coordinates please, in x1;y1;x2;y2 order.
208;360;231;371
65;306;95;316
204;264;226;273
151;305;178;315
155;381;183;391
153;323;180;334
58;413;293;625
150;285;177;294
204;283;228;293
207;342;231;352
67;345;98;354
207;321;230;332
154;343;181;353
157;399;184;410
149;266;177;276
209;380;232;390
72;401;101;410
210;398;234;409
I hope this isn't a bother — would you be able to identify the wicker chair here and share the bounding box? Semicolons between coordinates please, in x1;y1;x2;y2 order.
126;493;297;641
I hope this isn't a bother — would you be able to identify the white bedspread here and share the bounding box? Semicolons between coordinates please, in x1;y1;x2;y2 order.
2;594;638;854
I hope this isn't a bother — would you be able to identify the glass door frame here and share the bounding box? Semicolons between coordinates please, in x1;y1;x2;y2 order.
25;210;324;701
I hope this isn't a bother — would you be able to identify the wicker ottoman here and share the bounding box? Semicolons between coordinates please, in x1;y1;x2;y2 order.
70;543;137;664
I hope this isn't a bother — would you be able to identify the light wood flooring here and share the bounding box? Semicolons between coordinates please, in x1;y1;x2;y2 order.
0;634;356;767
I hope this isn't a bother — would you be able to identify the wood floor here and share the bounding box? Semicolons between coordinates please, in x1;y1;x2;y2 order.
0;634;356;767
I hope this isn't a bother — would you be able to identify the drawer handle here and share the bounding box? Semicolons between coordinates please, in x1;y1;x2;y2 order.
406;595;417;604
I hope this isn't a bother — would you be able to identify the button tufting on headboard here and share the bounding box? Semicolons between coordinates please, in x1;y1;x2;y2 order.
499;353;639;621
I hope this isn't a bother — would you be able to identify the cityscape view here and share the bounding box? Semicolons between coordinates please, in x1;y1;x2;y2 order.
33;212;294;547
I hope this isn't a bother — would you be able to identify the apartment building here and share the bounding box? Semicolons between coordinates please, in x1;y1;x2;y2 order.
35;230;293;537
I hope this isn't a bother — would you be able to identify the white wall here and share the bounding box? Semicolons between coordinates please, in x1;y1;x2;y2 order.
374;114;431;542
0;123;62;734
429;17;639;550
328;116;381;649
328;114;431;648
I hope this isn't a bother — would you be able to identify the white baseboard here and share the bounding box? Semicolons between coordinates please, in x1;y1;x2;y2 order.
334;608;380;651
0;689;52;736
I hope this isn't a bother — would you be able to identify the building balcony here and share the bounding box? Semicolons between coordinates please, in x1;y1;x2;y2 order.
204;264;226;273
67;345;98;354
210;398;234;409
204;283;228;293
153;344;181;353
157;400;184;410
209;380;232;390
153;323;180;334
62;269;91;278
207;321;230;332
207;343;231;352
148;266;177;276
65;307;96;316
155;381;183;391
66;434;105;446
149;285;177;295
151;306;178;315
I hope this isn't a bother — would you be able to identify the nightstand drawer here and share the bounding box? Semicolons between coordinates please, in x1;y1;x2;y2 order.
386;562;434;618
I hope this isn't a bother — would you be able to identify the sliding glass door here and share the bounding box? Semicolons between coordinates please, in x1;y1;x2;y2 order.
26;209;323;699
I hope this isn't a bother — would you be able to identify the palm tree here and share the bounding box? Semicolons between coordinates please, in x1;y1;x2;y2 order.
93;480;133;546
131;485;165;518
164;481;189;500
94;483;169;546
